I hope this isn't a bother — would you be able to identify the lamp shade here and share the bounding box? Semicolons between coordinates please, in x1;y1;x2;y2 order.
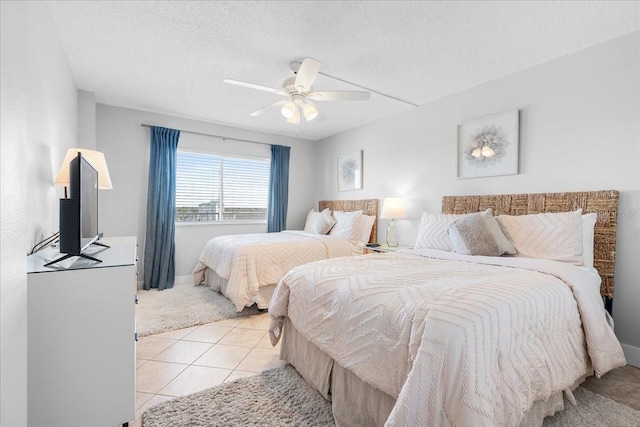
54;148;113;189
380;197;407;219
281;100;297;119
302;102;318;121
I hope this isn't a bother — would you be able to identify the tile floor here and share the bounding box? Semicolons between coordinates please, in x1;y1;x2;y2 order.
130;312;640;427
130;312;284;427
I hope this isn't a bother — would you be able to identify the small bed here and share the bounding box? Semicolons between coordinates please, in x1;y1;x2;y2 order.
193;199;378;311
268;190;625;426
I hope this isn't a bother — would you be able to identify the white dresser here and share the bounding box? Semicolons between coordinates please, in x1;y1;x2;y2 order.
27;236;137;427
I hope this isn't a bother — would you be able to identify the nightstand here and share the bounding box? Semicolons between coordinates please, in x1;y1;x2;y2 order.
362;244;412;254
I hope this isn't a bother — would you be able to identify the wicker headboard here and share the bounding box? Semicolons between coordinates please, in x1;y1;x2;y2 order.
442;190;619;298
319;199;379;243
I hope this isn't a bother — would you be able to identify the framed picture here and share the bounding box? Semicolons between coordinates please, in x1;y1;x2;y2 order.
337;151;363;191
457;109;520;179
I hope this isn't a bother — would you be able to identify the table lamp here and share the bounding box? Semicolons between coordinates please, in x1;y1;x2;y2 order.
55;148;113;197
380;197;407;247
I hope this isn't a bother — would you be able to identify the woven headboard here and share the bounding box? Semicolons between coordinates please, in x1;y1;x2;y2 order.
319;199;379;243
442;190;619;298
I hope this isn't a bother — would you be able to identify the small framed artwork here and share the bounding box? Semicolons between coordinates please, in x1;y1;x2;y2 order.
457;109;520;179
337;151;363;191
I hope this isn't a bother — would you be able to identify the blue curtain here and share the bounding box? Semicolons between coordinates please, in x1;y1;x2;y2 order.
267;145;291;232
143;126;180;290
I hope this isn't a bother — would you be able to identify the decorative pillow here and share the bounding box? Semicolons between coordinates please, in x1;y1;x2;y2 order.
481;209;517;255
303;208;335;234
496;209;583;264
329;210;363;241
358;214;376;243
582;213;597;268
414;209;493;252
448;214;501;256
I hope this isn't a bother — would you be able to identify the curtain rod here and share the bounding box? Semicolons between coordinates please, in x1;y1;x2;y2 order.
140;123;283;147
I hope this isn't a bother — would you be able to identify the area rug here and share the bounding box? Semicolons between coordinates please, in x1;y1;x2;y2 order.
136;283;261;337
143;365;333;427
142;364;640;427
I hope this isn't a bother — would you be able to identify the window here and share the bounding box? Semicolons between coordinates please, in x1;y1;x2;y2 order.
175;149;270;223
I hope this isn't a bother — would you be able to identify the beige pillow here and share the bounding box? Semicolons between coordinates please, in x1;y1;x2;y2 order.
582;213;597;268
303;208;335;234
496;209;583;264
359;214;376;243
449;214;501;256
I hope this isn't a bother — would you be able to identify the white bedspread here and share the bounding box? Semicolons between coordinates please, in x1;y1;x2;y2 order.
269;249;625;426
193;231;353;311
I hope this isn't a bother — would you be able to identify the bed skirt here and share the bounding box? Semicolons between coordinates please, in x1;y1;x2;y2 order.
279;317;590;427
203;268;276;310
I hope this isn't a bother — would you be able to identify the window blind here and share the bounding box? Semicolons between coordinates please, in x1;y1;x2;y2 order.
175;150;270;223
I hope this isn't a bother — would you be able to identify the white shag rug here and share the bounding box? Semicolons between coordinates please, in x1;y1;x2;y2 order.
143;365;333;427
136;283;261;337
142;365;640;427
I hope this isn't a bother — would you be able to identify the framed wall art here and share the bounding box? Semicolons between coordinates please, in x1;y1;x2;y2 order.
457;109;520;179
337;150;363;191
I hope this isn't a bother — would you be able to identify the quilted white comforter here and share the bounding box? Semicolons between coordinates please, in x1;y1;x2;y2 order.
193;231;353;311
269;249;626;426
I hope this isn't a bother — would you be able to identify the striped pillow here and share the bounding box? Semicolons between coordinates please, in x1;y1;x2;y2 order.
329;210;363;241
496;209;583;264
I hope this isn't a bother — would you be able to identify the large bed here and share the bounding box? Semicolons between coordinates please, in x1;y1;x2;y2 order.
193;199;378;311
268;190;626;426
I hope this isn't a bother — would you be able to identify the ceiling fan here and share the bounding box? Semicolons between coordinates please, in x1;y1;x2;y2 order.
224;58;371;124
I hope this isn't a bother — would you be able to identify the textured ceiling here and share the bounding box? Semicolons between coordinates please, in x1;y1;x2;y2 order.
48;1;640;141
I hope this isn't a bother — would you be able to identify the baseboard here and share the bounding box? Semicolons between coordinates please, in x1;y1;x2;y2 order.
621;343;640;368
136;276;192;289
174;275;193;285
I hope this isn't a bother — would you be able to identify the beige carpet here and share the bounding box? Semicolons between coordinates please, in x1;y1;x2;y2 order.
136;283;261;337
143;365;640;427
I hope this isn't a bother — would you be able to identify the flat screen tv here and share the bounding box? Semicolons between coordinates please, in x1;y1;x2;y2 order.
46;152;105;266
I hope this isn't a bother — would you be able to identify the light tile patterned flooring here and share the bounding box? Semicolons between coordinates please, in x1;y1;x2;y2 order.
131;312;284;427
130;311;640;426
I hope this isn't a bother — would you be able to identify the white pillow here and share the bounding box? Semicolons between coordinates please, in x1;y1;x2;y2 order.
496;209;583;264
303;208;335;234
582;213;597;268
329;210;363;241
359;214;376;243
481;209;517;255
415;209;494;252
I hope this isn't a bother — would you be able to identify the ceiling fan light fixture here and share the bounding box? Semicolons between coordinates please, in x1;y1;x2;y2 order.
286;103;301;124
302;102;318;121
281;100;297;119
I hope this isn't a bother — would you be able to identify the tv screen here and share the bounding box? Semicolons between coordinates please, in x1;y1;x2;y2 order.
59;152;100;255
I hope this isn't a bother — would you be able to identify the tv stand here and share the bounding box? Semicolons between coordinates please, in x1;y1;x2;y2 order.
43;239;111;267
93;240;111;249
43;252;102;267
27;237;137;426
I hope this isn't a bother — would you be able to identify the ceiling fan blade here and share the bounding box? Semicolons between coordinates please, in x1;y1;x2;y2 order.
249;100;287;117
294;58;320;92
307;90;371;101
223;79;286;96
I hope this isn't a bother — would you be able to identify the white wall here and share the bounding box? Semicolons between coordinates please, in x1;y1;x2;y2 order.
25;3;80;245
314;33;640;365
95;105;316;281
1;2;79;424
78;90;97;149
